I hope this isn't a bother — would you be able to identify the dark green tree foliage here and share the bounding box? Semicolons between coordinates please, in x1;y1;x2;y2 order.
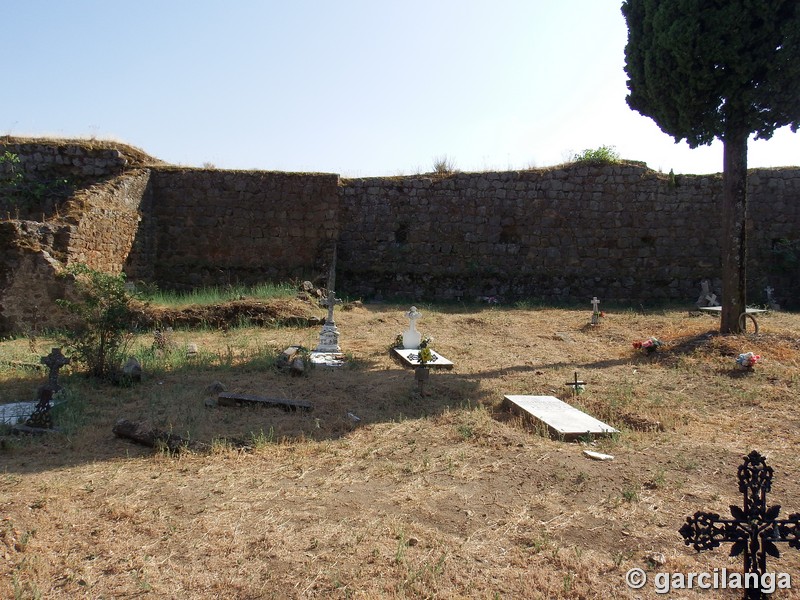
622;0;800;332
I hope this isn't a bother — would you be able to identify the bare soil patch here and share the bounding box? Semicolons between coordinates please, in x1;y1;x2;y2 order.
1;303;800;599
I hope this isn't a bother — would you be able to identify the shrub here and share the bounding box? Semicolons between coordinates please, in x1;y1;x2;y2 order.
572;145;621;165
432;155;457;175
56;264;136;380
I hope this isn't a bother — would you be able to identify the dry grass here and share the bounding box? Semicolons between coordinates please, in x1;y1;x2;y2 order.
2;303;800;599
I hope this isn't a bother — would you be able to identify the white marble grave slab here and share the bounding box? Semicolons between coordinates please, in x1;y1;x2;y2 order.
697;306;767;314
391;348;454;369
309;351;346;368
0;401;37;425
0;400;65;425
504;395;618;440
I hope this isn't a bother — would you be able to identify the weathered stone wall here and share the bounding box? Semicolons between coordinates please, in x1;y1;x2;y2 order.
2;138;799;335
0;221;72;334
0;137;156;221
128;168;341;289
64;170;152;274
0;139;132;179
339;164;800;307
0;170;151;333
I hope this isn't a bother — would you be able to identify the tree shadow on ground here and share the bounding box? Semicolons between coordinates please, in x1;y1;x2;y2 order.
0;349;491;474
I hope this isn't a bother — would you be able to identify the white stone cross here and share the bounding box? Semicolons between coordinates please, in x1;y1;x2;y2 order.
591;297;601;325
403;306;422;349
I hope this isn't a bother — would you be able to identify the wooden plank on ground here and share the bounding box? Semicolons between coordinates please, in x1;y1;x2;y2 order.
504;395;618;441
217;392;313;412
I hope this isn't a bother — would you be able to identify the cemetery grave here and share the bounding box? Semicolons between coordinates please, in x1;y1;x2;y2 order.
1;300;799;599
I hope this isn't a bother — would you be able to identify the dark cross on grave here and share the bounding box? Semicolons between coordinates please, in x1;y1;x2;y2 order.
679;450;800;600
565;371;585;397
26;347;70;429
42;347;69;393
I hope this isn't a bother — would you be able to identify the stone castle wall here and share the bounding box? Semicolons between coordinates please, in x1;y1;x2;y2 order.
128;168;341;289
1;138;799;333
339;165;800;305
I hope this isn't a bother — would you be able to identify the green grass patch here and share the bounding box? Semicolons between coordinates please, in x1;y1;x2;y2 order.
138;282;296;308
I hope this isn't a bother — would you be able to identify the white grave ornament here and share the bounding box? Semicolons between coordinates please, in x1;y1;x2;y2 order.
403;306;422;349
390;306;454;369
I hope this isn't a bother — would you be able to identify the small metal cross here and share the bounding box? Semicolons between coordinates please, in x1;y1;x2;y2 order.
565;371;585;396
40;347;70;392
679;450;800;599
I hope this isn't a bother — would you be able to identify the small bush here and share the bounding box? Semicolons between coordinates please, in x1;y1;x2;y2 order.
56;264;136;380
572;145;621;165
432;155;457;175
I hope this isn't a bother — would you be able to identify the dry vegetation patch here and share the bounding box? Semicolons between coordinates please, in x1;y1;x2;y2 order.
1;303;800;599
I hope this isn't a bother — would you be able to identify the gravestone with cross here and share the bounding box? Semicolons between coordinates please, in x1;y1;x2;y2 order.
679;450;800;599
312;241;345;363
25;347;70;429
390;306;454;369
591;297;601;325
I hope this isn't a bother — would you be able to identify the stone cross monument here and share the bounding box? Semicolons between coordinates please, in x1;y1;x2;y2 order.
403;306;422;349
591;297;601;325
315;242;341;353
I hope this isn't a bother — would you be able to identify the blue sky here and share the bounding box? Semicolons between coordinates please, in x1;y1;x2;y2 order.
4;1;798;176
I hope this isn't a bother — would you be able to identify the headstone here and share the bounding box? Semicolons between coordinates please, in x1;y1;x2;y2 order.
24;348;71;430
765;286;781;311
590;297;601;325
680;451;799;600
403;306;422;349
41;347;69;393
122;356;142;382
696;279;720;307
504;395;618;440
313;242;342;354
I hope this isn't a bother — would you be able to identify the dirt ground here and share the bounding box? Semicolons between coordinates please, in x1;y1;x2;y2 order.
1;301;800;599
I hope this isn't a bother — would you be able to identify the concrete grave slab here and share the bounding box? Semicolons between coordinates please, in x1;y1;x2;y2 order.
504;395;618;440
391;348;454;369
309;352;347;368
1;401;37;425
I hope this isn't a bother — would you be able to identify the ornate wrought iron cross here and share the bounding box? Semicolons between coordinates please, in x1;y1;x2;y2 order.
26;348;70;429
679;450;800;600
41;347;70;392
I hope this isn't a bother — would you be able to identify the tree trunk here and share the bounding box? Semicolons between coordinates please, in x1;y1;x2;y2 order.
720;130;748;334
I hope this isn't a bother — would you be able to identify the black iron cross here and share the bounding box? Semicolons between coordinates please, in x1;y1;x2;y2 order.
679;450;800;599
26;348;70;429
41;347;70;392
565;371;585;396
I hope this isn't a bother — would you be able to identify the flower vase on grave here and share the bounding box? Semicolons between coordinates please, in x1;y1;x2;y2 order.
402;306;422;349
